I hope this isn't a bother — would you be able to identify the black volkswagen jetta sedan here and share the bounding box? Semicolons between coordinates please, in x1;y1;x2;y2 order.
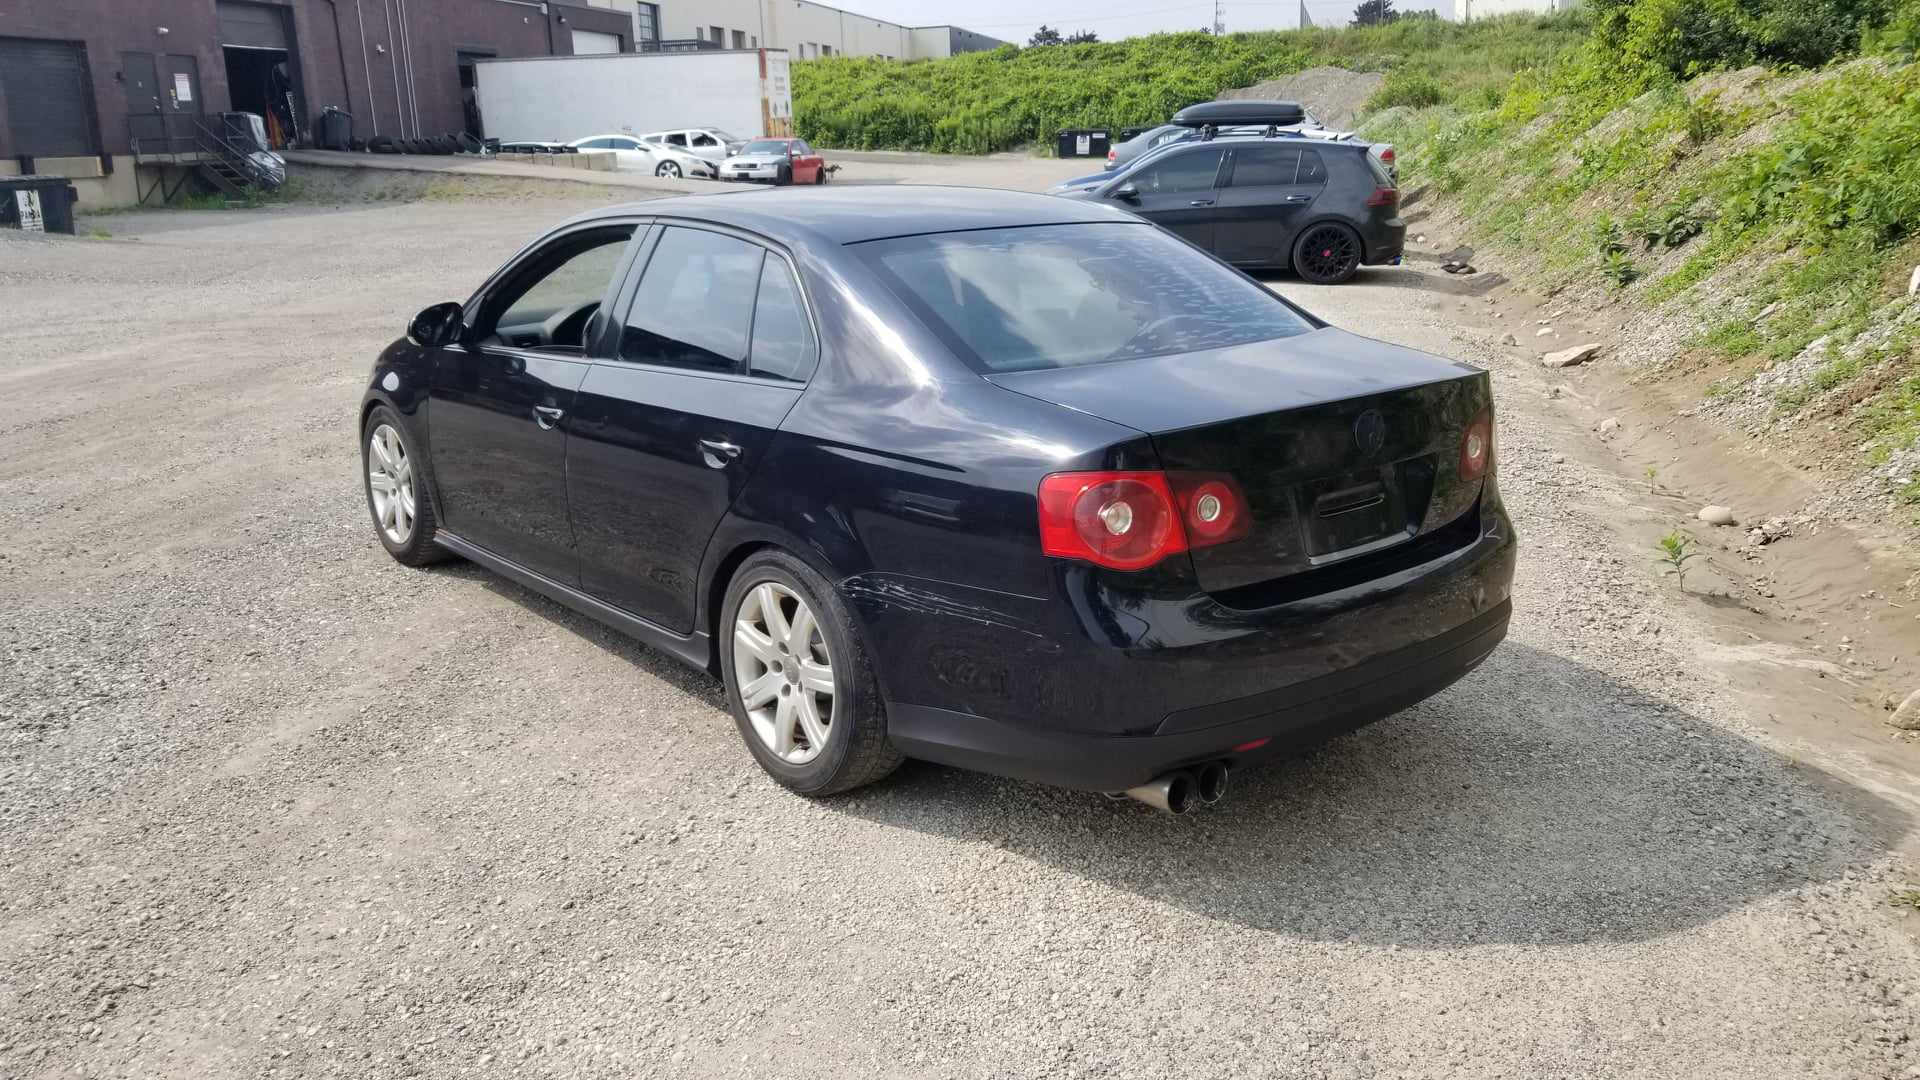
360;186;1514;813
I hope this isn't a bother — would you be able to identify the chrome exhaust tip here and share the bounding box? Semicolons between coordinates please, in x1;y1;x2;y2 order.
1195;761;1229;806
1122;770;1197;814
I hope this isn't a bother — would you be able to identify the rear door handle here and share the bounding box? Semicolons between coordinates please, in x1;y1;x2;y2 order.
698;438;742;468
533;405;565;430
1188;199;1214;207
1281;193;1315;204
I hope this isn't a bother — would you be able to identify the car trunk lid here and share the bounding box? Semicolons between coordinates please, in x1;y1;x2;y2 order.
987;327;1491;594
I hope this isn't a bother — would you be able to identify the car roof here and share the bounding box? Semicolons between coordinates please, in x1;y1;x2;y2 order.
564;185;1142;246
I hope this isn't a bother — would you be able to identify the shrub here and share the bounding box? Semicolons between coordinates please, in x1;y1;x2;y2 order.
1368;69;1446;110
1586;0;1896;75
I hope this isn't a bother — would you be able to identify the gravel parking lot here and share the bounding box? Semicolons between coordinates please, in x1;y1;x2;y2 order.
3;175;1918;1079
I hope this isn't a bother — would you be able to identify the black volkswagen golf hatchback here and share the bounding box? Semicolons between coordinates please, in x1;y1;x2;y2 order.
360;186;1515;813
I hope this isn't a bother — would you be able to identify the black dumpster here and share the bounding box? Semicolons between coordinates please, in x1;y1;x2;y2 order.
1055;128;1112;158
317;106;354;151
0;175;79;235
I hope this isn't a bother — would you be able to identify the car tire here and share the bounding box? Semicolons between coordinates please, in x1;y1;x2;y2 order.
656;161;682;179
1292;222;1364;285
814;167;826;185
362;405;452;567
719;550;902;796
775;164;792;186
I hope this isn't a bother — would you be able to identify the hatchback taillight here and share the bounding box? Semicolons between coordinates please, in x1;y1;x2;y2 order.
1460;407;1494;482
1380;146;1396;165
1037;471;1248;571
1365;186;1399;209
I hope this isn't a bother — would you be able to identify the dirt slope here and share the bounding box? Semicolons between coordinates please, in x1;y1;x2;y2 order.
1219;66;1385;128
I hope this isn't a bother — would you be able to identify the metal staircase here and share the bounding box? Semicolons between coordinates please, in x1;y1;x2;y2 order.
127;114;263;206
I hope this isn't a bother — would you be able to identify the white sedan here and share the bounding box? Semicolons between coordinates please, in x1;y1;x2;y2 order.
564;135;717;179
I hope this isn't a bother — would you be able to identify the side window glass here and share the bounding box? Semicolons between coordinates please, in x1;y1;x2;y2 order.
1298;149;1327;184
613;138;641;150
748;257;817;382
487;226;635;351
793;141;811;155
579;138;612;150
620;228;763;372
1131;148;1223;194
692;133;718;147
666;133;688;147
1229;146;1302;187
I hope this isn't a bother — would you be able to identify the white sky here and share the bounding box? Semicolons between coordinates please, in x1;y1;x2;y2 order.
838;0;1450;40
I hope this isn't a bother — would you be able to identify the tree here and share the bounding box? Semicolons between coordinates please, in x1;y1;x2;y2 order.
1351;0;1398;25
1028;24;1064;45
1064;29;1099;43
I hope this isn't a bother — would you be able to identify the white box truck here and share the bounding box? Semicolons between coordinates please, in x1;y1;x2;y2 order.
473;49;792;144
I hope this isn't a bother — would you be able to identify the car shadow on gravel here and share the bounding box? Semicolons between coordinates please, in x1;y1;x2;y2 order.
831;641;1912;948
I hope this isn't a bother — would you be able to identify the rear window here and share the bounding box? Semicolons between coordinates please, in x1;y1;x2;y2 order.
858;222;1314;374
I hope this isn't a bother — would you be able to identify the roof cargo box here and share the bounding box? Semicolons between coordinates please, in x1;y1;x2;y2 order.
1170;100;1307;128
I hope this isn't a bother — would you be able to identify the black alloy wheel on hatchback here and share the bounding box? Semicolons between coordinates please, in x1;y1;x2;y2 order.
359;186;1513;805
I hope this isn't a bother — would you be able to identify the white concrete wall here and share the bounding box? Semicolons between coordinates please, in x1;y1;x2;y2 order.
908;26;950;59
474;51;784;143
651;1;956;60
1458;0;1560;18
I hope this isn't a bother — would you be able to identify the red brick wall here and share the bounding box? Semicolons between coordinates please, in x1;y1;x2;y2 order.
0;0;632;156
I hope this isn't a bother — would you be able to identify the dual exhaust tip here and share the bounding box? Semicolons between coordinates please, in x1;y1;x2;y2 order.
1120;761;1229;814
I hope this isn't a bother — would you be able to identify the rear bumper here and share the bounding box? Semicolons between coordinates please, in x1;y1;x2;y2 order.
888;598;1508;791
853;498;1517;791
1363;216;1407;265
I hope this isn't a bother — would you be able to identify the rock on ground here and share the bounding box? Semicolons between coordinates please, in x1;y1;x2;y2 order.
1542;343;1602;368
1698;505;1738;526
1891;689;1920;729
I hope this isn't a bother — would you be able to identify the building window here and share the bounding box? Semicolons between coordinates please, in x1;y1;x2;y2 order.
731;29;745;48
750;35;758;47
821;44;833;56
635;2;659;46
710;25;723;44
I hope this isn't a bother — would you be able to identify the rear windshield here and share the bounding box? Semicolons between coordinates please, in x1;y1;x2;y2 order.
857;223;1314;374
741;140;788;155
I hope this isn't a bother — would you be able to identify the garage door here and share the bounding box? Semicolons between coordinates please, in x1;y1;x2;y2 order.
217;1;291;49
0;38;97;157
571;29;623;54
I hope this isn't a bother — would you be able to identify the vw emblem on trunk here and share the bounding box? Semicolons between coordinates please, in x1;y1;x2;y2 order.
1353;409;1387;457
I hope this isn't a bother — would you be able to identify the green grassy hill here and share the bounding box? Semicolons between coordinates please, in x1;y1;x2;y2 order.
1360;0;1920;515
790;15;1586;154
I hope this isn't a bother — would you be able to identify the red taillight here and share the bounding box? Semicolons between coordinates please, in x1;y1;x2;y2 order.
1380;146;1395;164
1460;407;1493;482
1037;470;1251;571
1170;473;1251;547
1106;149;1116;163
1364;186;1399;209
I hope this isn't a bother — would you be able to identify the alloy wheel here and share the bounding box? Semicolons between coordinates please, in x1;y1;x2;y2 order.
1299;225;1359;282
732;582;835;764
658;161;681;178
367;423;416;544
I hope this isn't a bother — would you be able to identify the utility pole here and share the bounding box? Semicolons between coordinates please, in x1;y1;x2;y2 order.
1213;0;1225;34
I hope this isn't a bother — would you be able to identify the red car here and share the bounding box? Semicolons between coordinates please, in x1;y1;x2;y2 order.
722;138;829;185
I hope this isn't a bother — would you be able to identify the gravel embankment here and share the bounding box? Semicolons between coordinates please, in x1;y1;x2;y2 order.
1;180;1916;1078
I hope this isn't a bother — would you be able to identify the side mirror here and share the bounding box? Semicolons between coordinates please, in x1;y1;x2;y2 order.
408;301;465;347
1111;183;1139;201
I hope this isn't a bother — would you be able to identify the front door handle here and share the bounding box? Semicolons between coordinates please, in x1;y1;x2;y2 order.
1281;193;1314;204
533;405;565;430
698;438;742;468
1188;199;1215;207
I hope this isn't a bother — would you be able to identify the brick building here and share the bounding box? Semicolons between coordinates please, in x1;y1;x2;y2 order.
0;0;635;206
